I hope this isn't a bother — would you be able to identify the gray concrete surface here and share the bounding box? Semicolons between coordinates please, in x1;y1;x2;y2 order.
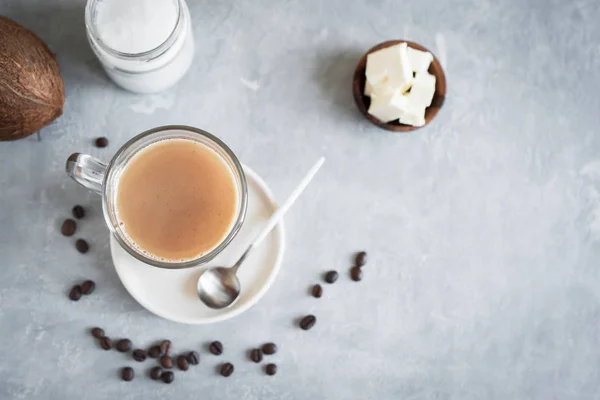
1;0;600;398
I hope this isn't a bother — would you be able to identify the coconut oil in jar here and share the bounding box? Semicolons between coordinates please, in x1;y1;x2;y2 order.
85;0;194;93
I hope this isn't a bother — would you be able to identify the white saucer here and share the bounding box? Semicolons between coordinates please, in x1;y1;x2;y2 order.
110;166;285;324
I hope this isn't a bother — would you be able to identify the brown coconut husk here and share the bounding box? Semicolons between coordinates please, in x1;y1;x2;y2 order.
0;16;65;141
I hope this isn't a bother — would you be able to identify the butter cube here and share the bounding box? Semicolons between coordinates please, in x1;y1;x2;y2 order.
407;47;433;73
365;43;413;92
364;80;374;96
399;106;426;127
367;89;408;123
364;78;396;97
405;72;436;108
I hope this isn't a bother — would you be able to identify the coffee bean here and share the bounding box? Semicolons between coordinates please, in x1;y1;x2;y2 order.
262;343;277;355
116;338;132;352
72;205;85;219
250;348;263;363
176;355;189;371
300;315;316;330
121;367;134;382
75;239;89;254
81;280;95;295
324;270;338;284
355;251;367;267
69;285;82;301
61;219;76;236
99;336;112;350
148;346;161;358
265;363;277;376
186;351;199;365
220;362;234;377
95;137;108;148
150;366;163;380
161;371;174;384
209;341;223;355
350;266;363;281
160;355;173;369
159;340;172;355
91;327;104;338
132;349;147;362
312;284;323;298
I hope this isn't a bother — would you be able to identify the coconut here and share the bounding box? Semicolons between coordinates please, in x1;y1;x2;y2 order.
0;16;64;141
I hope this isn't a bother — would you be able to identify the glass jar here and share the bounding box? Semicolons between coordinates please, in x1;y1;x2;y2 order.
84;0;195;94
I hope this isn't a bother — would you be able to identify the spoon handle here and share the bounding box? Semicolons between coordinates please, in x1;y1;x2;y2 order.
253;157;325;246
231;157;325;272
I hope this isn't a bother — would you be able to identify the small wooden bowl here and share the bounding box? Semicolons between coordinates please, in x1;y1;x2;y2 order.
352;40;446;132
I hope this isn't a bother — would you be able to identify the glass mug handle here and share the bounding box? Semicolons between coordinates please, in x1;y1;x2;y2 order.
65;153;108;194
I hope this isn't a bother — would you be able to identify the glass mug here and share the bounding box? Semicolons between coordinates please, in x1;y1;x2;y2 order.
65;125;248;269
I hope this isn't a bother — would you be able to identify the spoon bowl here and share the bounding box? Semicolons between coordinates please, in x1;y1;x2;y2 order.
197;267;241;309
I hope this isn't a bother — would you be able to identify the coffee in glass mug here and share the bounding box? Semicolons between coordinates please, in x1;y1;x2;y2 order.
66;125;248;269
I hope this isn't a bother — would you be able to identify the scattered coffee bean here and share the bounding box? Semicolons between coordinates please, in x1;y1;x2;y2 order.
99;336;112;350
72;205;85;219
75;239;89;254
69;285;82;301
150;366;163;380
312;284;323;298
176;355;189;371
148;345;161;358
265;363;277;376
159;340;172;355
121;367;134;382
209;341;223;355
324;270;338;284
160;355;173;369
95;137;109;148
355;251;367;267
61;219;76;236
161;371;174;384
300;315;316;330
220;362;234;377
350;266;363;282
116;338;132;352
81;280;95;295
250;348;263;363
262;343;277;355
132;349;147;362
186;351;199;365
91;327;104;338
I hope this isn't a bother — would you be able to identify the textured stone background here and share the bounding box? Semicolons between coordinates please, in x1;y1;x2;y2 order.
1;0;600;398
